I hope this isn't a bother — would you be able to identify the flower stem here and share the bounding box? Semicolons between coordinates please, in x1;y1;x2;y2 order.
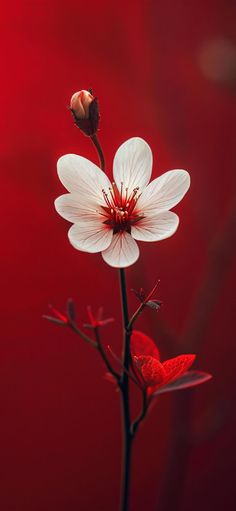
88;131;132;510
90;134;105;172
119;268;133;511
120;411;133;511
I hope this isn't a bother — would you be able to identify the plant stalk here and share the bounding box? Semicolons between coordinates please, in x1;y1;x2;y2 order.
119;268;133;511
90;134;105;172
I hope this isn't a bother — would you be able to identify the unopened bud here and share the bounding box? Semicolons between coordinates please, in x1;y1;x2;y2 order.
70;90;93;119
70;89;100;136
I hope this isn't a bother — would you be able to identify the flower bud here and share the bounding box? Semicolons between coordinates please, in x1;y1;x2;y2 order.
70;90;93;119
70;89;100;136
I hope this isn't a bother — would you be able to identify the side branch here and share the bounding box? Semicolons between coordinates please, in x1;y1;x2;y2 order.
94;327;120;381
131;390;148;436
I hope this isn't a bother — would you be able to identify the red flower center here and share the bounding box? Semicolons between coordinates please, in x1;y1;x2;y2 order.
101;182;144;233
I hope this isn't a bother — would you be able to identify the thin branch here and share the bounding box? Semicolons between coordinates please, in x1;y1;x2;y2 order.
69;321;98;348
94;327;120;382
128;282;160;330
107;345;143;389
131;390;148;437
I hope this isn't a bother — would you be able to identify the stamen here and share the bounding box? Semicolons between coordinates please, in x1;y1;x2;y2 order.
112;182;121;206
102;189;112;208
120;181;123;203
101;184;142;233
97;210;109;218
109;187;116;204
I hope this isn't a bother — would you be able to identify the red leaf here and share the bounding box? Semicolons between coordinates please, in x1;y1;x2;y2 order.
133;355;165;387
162;354;196;385
131;330;160;360
153;370;212;396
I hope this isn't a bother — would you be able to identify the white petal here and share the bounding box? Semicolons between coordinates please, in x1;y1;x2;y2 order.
102;232;139;268
137;169;190;214
131;211;179;241
113;138;152;194
68;221;113;253
57;154;112;205
55;193;105;224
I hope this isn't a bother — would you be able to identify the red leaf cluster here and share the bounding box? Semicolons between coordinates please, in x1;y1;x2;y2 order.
131;331;211;396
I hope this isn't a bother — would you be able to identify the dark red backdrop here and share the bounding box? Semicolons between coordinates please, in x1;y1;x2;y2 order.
1;1;236;510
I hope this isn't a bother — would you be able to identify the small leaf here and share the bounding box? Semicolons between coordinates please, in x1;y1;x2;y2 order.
131;330;160;360
48;305;67;322
42;315;66;326
163;354;196;384
153;371;212;396
134;355;165;386
99;317;114;326
146;300;162;311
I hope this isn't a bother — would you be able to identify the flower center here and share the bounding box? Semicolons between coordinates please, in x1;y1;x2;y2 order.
101;182;143;233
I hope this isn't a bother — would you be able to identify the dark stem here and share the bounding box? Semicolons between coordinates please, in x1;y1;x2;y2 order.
120;402;133;511
94;327;120;381
131;390;148;436
90;134;105;172
119;268;133;511
69;321;97;347
127;302;145;331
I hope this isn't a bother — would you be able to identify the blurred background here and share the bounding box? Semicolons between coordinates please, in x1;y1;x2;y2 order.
1;1;236;510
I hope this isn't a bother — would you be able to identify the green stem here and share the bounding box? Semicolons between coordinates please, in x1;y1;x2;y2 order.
119;268;133;511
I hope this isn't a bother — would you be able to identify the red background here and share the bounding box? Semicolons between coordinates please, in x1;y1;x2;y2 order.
1;1;236;510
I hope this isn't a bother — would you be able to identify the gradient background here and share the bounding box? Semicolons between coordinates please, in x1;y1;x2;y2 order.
1;1;236;510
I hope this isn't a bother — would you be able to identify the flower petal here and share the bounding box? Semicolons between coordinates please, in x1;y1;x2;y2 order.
152;371;212;396
137;169;190;214
102;232;139;268
131;330;160;359
131;211;179;242
162;354;196;385
68;221;113;253
113;137;152;194
55;193;105;224
57;154;112;204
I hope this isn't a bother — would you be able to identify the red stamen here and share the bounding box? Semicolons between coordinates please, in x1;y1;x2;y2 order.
112;182;121;205
101;183;143;233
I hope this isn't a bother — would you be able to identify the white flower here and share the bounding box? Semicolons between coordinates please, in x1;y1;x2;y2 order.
55;138;190;268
